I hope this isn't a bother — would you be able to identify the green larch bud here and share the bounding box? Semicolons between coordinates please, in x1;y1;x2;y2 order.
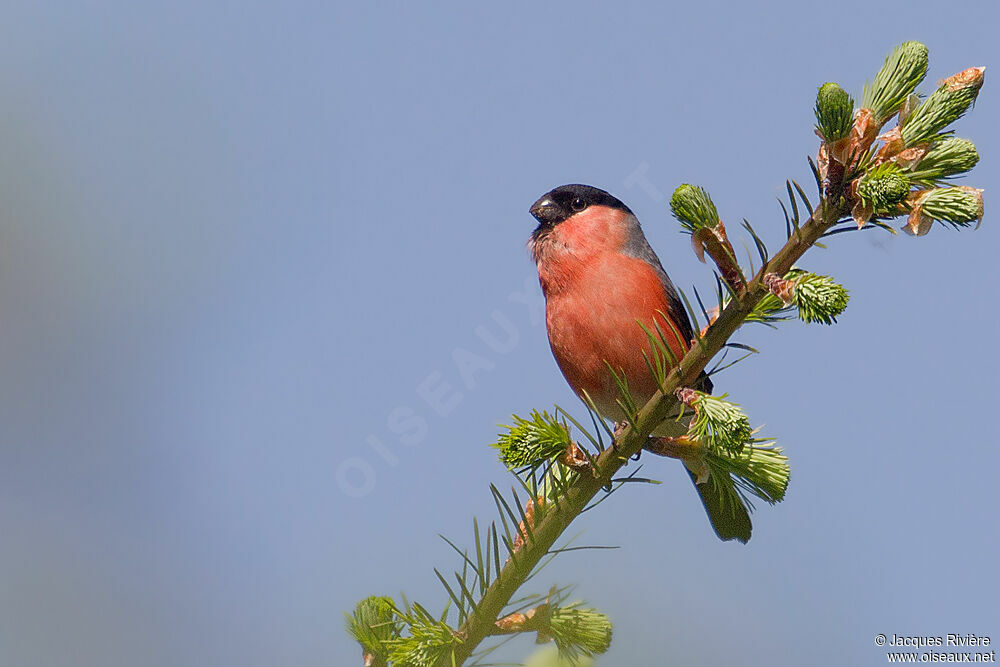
908;137;980;184
857;163;911;213
792;273;850;325
346;596;399;665
705;443;790;505
814;82;854;142
386;621;461;666
547;604;613;658
901;67;985;146
905;186;985;235
684;391;754;455
921;186;984;227
670;184;720;233
493;411;572;470
862;41;929;124
758;269;848;325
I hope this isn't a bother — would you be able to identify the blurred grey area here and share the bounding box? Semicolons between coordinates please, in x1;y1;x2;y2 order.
0;6;347;666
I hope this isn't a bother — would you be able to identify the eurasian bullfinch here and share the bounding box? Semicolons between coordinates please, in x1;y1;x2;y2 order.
529;184;751;543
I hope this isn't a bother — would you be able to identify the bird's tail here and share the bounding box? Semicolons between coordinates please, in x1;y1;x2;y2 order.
687;469;752;543
686;370;750;541
695;370;714;394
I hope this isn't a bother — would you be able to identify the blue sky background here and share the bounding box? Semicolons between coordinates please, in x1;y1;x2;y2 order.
1;2;997;666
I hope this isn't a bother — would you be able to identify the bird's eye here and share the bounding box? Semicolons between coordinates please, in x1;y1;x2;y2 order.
570;197;586;212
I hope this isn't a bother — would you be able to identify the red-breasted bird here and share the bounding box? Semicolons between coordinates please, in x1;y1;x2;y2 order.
528;184;751;543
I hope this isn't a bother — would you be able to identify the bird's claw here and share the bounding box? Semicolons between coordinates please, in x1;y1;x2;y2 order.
611;421;642;459
612;421;630;442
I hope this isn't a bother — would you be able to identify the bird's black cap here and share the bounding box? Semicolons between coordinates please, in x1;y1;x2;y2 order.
529;184;633;226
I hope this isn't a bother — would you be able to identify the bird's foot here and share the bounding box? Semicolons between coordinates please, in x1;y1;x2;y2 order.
644;436;711;482
644;435;700;457
612;421;630;441
611;422;644;460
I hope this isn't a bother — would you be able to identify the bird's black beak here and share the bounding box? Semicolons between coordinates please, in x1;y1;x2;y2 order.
529;197;562;226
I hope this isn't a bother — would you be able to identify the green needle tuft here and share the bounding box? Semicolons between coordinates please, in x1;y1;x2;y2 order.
862;41;929;124
548;604;613;660
345;596;400;664
902;67;985;146
494;411;573;470
857;163;911;213
815;82;854;142
792;273;850;325
917;186;985;230
670;184;720;233
687;392;754;455
706;443;790;507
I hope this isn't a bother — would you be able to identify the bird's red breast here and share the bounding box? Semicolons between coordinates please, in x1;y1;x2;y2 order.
528;184;748;542
533;206;689;420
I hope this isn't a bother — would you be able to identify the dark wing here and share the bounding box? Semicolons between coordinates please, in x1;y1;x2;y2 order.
621;216;713;393
619;217;695;343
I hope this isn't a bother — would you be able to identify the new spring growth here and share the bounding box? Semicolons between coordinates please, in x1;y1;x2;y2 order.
815;83;854;143
494;411;572;470
546;604;613;660
346;596;400;667
907;137;980;185
760;270;849;325
495;603;612;661
857;162;911;215
705;443;790;506
792;274;850;324
669;184;719;232
386;621;462;667
676;388;753;455
672;390;789;511
904;186;985;236
902;67;986;147
670;184;745;291
862;41;929;125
